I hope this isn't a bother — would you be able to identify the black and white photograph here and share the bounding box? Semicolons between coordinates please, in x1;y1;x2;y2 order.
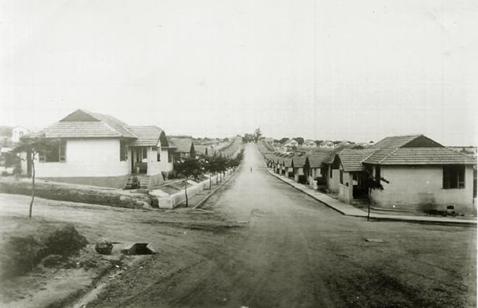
0;1;476;307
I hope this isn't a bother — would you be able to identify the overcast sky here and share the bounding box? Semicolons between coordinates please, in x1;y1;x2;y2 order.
0;0;477;145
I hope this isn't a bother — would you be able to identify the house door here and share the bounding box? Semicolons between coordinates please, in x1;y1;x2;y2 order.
131;148;148;174
352;172;368;199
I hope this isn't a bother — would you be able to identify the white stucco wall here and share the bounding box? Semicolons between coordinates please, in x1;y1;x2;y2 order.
146;147;160;176
338;170;353;204
370;165;475;211
35;139;130;177
327;168;340;193
159;148;173;173
133;146;173;176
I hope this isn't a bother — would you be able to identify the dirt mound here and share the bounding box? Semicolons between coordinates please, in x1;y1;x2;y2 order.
0;220;88;278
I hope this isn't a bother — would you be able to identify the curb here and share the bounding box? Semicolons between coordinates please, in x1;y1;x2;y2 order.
368;215;477;226
265;168;477;227
192;169;239;209
266;168;360;216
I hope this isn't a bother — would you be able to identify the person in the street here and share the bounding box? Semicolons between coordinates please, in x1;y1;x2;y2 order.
250;167;252;173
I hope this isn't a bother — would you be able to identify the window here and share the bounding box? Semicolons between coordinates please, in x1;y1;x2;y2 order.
375;166;381;182
443;165;465;189
340;170;343;184
329;167;333;178
120;141;128;161
39;140;66;162
168;151;172;163
142;148;148;159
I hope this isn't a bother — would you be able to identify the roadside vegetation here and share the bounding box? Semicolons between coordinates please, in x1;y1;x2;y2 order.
173;150;244;206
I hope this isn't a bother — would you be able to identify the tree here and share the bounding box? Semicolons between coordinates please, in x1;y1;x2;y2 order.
202;156;217;189
1;151;21;174
243;133;254;143
253;128;262;143
314;140;323;146
279;137;289;144
364;169;389;221
12;136;53;219
294;137;304;145
173;158;203;207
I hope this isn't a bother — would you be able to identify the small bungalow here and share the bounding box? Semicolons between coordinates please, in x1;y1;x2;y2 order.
24;109;173;189
168;137;196;162
281;139;299;153
195;144;212;157
363;135;476;214
272;155;282;174
303;140;317;148
333;148;376;204
284;157;294;178
305;151;333;189
292;155;309;184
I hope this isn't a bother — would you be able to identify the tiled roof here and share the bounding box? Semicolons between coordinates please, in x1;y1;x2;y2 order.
284;158;293;167
292;155;307;168
307;152;333;168
195;145;209;155
41;109;137;139
363;147;476;165
362;148;394;164
337;149;377;172
129;126;164;146
168;137;193;153
371;135;421;149
322;145;350;164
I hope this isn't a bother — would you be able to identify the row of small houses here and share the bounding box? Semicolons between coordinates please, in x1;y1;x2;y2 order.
17;109;241;190
261;135;477;214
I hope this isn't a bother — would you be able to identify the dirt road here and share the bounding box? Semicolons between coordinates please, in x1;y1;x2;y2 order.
86;144;475;308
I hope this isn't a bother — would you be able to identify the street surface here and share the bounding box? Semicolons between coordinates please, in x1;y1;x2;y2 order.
87;143;475;308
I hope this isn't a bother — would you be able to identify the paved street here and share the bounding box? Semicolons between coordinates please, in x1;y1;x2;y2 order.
88;143;475;308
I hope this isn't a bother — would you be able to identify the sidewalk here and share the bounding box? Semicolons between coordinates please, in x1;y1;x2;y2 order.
267;169;477;226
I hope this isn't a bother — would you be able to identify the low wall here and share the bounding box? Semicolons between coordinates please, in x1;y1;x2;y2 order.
152;171;232;209
0;178;151;209
148;173;164;188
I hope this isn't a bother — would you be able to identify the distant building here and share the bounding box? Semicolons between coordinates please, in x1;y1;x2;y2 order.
302;139;317;148
11;126;30;143
167;137;196;161
320;140;335;149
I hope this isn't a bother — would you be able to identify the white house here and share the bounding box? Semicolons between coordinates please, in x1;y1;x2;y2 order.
320;140;335;149
11;127;30;143
327;135;476;214
363;135;476;214
303;139;317;148
26;109;173;189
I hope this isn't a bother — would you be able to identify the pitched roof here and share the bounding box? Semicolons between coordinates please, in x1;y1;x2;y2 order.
168;137;194;153
371;135;420;149
337;149;377;172
283;157;293;167
371;135;443;149
363;147;476;165
129;126;165;147
322;145;350;164
41;109;137;139
307;152;333;168
292;155;307;168
195;145;209;155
